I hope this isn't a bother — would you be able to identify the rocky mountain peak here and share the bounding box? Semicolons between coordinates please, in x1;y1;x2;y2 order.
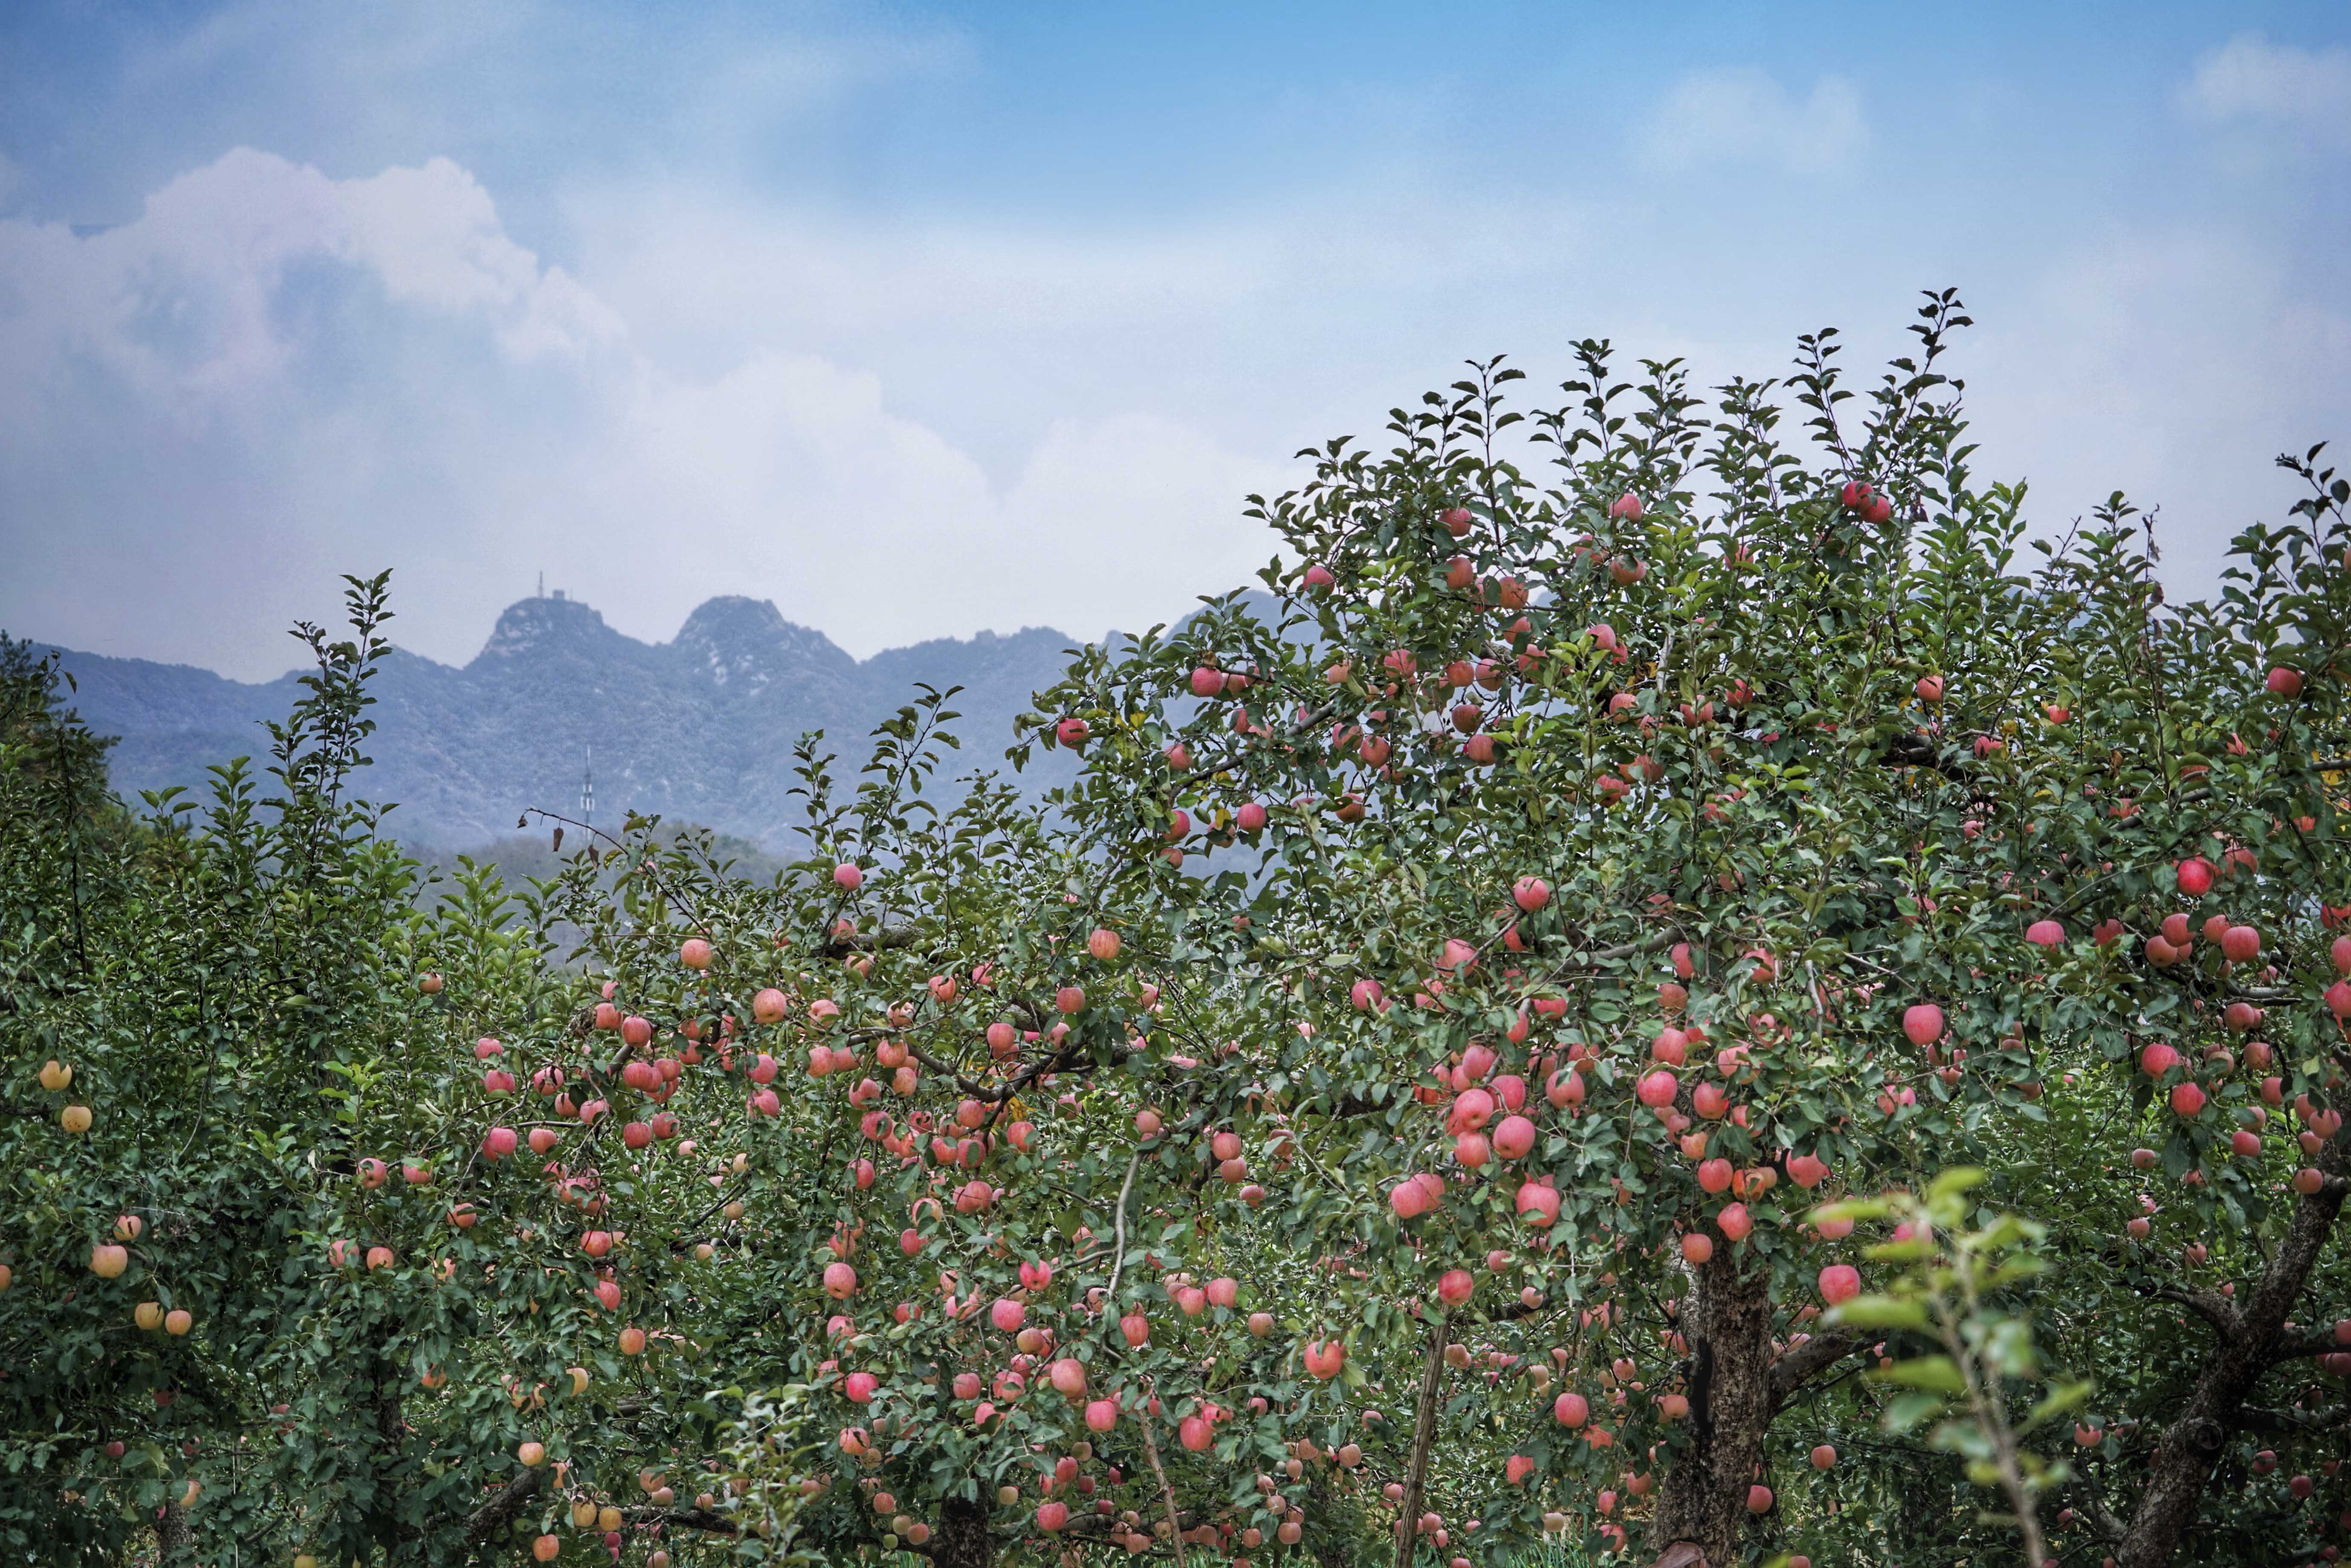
672;596;856;690
474;592;615;662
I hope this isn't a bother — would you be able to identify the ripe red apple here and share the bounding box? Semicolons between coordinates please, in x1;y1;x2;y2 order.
1491;1114;1536;1160
1819;1265;1861;1306
1552;1391;1589;1428
1902;1004;1944;1046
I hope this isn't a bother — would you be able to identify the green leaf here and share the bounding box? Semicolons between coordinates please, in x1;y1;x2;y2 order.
1870;1356;1967;1394
1880;1391;1949;1433
2023;1380;2095;1430
1827;1296;1931;1331
1928;1166;1987;1204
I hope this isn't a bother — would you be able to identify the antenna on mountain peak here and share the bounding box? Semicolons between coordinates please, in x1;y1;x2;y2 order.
581;745;595;829
538;570;544;599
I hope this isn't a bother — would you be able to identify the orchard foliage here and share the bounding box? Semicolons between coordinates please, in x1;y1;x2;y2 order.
1;297;2347;1568
1020;293;2351;1567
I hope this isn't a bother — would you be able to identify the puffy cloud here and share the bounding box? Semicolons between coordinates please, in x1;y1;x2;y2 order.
2;131;2341;687
2182;33;2351;143
1635;67;1867;178
0;149;1280;676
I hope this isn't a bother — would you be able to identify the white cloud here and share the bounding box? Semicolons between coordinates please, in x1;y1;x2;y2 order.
1635;67;1867;178
1965;229;2351;595
3;139;2342;692
0;148;1281;678
2182;34;2351;142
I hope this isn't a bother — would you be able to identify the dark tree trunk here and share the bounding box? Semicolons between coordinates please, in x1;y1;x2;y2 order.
1649;1250;1775;1568
156;1499;192;1563
1391;1314;1452;1568
935;1491;995;1568
2115;1140;2346;1568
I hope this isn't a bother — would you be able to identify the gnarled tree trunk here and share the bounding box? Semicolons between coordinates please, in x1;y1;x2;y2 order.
1391;1314;1452;1568
1649;1249;1775;1568
934;1490;995;1568
155;1498;193;1564
2115;1140;2346;1568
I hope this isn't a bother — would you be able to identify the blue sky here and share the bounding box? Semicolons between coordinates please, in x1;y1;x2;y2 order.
2;2;2345;678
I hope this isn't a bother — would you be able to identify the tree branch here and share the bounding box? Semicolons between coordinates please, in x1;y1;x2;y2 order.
622;1504;738;1536
2232;1402;2349;1435
2267;1329;2346;1366
1768;1329;1861;1414
465;1467;547;1543
817;925;921;959
2154;1285;2243;1339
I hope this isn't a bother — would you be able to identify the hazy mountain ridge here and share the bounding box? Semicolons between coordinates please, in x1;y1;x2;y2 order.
35;593;1095;853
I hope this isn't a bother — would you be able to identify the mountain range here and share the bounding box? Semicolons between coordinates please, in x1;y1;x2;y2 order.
35;592;1092;855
